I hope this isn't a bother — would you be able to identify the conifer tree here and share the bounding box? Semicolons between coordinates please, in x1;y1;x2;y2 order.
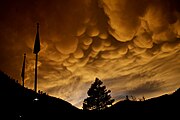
83;78;114;111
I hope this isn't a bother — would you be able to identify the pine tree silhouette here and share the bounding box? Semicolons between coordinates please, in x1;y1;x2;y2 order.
83;78;114;111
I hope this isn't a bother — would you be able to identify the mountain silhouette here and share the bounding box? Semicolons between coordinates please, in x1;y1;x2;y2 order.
0;71;180;119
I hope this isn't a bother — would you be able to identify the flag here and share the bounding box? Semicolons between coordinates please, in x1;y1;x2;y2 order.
33;23;40;54
21;53;26;79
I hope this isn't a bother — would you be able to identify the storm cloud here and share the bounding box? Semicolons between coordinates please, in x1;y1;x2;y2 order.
0;0;180;108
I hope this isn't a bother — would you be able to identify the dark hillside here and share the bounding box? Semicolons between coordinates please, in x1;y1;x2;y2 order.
0;71;81;119
0;71;180;119
106;87;180;116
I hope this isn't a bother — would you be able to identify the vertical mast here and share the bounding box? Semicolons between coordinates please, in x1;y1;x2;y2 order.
33;23;40;92
21;53;26;87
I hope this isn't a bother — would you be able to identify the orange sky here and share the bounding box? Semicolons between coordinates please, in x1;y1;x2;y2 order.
0;0;180;108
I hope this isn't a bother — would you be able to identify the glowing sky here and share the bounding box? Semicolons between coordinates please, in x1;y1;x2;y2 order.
0;0;180;108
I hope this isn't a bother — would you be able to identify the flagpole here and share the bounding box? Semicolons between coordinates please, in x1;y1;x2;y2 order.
33;23;40;93
34;53;38;93
21;53;26;87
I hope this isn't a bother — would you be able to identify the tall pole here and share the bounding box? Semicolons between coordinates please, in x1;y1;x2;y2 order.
34;53;38;93
33;23;40;93
21;53;26;87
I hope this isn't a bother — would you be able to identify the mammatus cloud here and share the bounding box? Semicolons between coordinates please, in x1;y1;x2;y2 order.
0;0;180;108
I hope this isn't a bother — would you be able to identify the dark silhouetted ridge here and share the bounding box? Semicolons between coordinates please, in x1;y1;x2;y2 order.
106;87;180;116
0;71;180;119
0;71;81;119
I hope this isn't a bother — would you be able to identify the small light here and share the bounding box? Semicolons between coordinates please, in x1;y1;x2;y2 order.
33;98;39;101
